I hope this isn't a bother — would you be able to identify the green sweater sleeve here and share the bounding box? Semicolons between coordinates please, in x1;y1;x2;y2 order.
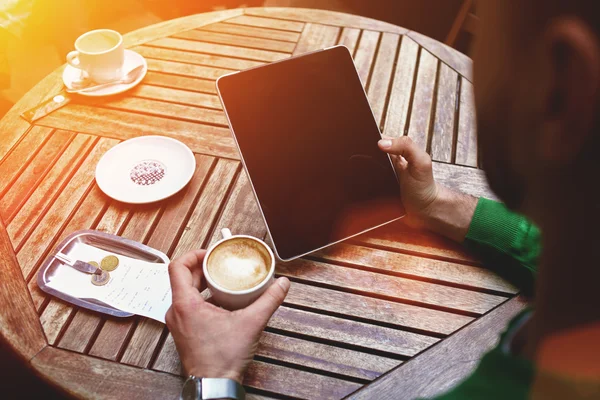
464;198;541;294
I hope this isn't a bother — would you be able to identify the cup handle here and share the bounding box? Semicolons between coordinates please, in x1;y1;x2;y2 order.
221;228;232;239
66;51;81;68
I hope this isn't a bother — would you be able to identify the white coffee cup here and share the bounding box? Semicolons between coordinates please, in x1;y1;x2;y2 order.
66;29;124;83
203;228;275;310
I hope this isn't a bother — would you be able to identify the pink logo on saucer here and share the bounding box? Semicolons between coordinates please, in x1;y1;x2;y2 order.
130;160;166;186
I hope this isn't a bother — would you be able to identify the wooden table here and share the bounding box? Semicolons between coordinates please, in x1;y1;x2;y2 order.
0;8;525;400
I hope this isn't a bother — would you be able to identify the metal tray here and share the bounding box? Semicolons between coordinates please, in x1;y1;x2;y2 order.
37;229;170;317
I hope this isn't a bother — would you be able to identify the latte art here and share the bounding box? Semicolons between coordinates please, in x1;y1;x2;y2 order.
207;238;271;291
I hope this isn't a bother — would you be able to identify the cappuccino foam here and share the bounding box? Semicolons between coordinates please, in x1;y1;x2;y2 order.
207;238;271;291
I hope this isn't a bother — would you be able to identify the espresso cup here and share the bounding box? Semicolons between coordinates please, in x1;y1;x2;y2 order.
203;228;275;310
66;29;124;83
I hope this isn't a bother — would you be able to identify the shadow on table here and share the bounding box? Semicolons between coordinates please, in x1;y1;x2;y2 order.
0;340;67;400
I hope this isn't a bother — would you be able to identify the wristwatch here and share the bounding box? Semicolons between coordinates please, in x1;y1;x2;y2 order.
180;375;246;400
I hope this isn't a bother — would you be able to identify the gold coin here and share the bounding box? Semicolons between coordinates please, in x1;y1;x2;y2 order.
91;270;110;286
88;261;100;268
101;255;119;271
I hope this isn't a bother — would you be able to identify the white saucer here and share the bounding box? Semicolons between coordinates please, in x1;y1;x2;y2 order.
63;49;147;97
95;136;196;204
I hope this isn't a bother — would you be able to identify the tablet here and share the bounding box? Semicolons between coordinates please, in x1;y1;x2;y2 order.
217;45;405;261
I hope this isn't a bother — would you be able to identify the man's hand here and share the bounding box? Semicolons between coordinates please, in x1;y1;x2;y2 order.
378;135;440;222
166;250;290;384
378;135;477;242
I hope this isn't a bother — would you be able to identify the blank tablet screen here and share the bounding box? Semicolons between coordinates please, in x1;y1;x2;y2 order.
217;45;404;260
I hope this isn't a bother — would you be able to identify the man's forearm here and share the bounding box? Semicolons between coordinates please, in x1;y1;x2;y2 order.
421;185;478;243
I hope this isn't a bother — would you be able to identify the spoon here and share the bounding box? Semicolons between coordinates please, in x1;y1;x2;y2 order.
67;65;145;94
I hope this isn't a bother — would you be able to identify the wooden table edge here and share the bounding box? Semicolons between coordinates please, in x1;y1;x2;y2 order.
345;296;528;399
0;218;48;362
243;7;409;34
30;346;184;399
123;8;244;48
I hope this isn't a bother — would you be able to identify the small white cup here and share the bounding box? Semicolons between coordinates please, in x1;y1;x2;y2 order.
203;228;275;310
66;29;124;83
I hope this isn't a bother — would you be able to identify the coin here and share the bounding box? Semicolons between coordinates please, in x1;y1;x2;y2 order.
88;261;100;268
91;270;110;286
101;255;119;271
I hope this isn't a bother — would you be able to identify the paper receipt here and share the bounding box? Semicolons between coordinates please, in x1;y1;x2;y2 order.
46;243;171;323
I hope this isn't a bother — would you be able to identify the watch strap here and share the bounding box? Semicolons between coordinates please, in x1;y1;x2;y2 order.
201;377;245;400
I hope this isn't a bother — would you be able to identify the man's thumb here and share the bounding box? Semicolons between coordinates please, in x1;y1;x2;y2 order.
243;277;290;325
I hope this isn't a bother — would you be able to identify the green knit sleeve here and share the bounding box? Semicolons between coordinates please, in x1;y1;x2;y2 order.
464;198;540;294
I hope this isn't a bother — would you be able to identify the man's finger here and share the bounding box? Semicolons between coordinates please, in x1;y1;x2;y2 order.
242;277;290;326
378;136;431;169
168;250;207;302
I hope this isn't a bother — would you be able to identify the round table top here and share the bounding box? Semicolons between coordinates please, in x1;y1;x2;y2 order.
0;7;517;400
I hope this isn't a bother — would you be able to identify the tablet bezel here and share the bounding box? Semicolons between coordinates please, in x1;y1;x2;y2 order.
216;45;404;261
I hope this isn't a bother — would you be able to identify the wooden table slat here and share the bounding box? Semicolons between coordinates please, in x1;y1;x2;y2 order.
383;35;419;137
456;79;478;167
367;32;400;129
140;46;263;73
0;126;54;194
202;21;301;43
208;171;267;245
268;306;439;358
0;218;47;361
40;301;82;346
406;30;473;83
292;23;340;55
154;330;400;382
244;360;361;400
16;138;116;279
131;84;222;109
146;56;235;79
407;49;438;151
314;243;516;294
431;63;459;163
246;395;278;400
120;318;164;368
57;309;103;353
145;155;215;255
355;219;479;265
338;27;360;56
227;15;305;33
27;184;111;311
256;331;400;381
7;134;95;248
36;105;238;159
277;259;506;315
171;158;240;258
353;30;380;87
102;97;228;127
123;9;243;48
0;130;74;222
31;346;183;399
432;162;496;200
284;281;473;335
142;71;217;94
0;68;64;162
348;297;526;399
148;37;289;63
244;8;408;35
174;29;296;53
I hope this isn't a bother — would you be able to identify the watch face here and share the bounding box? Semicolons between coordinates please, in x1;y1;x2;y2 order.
181;377;200;400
